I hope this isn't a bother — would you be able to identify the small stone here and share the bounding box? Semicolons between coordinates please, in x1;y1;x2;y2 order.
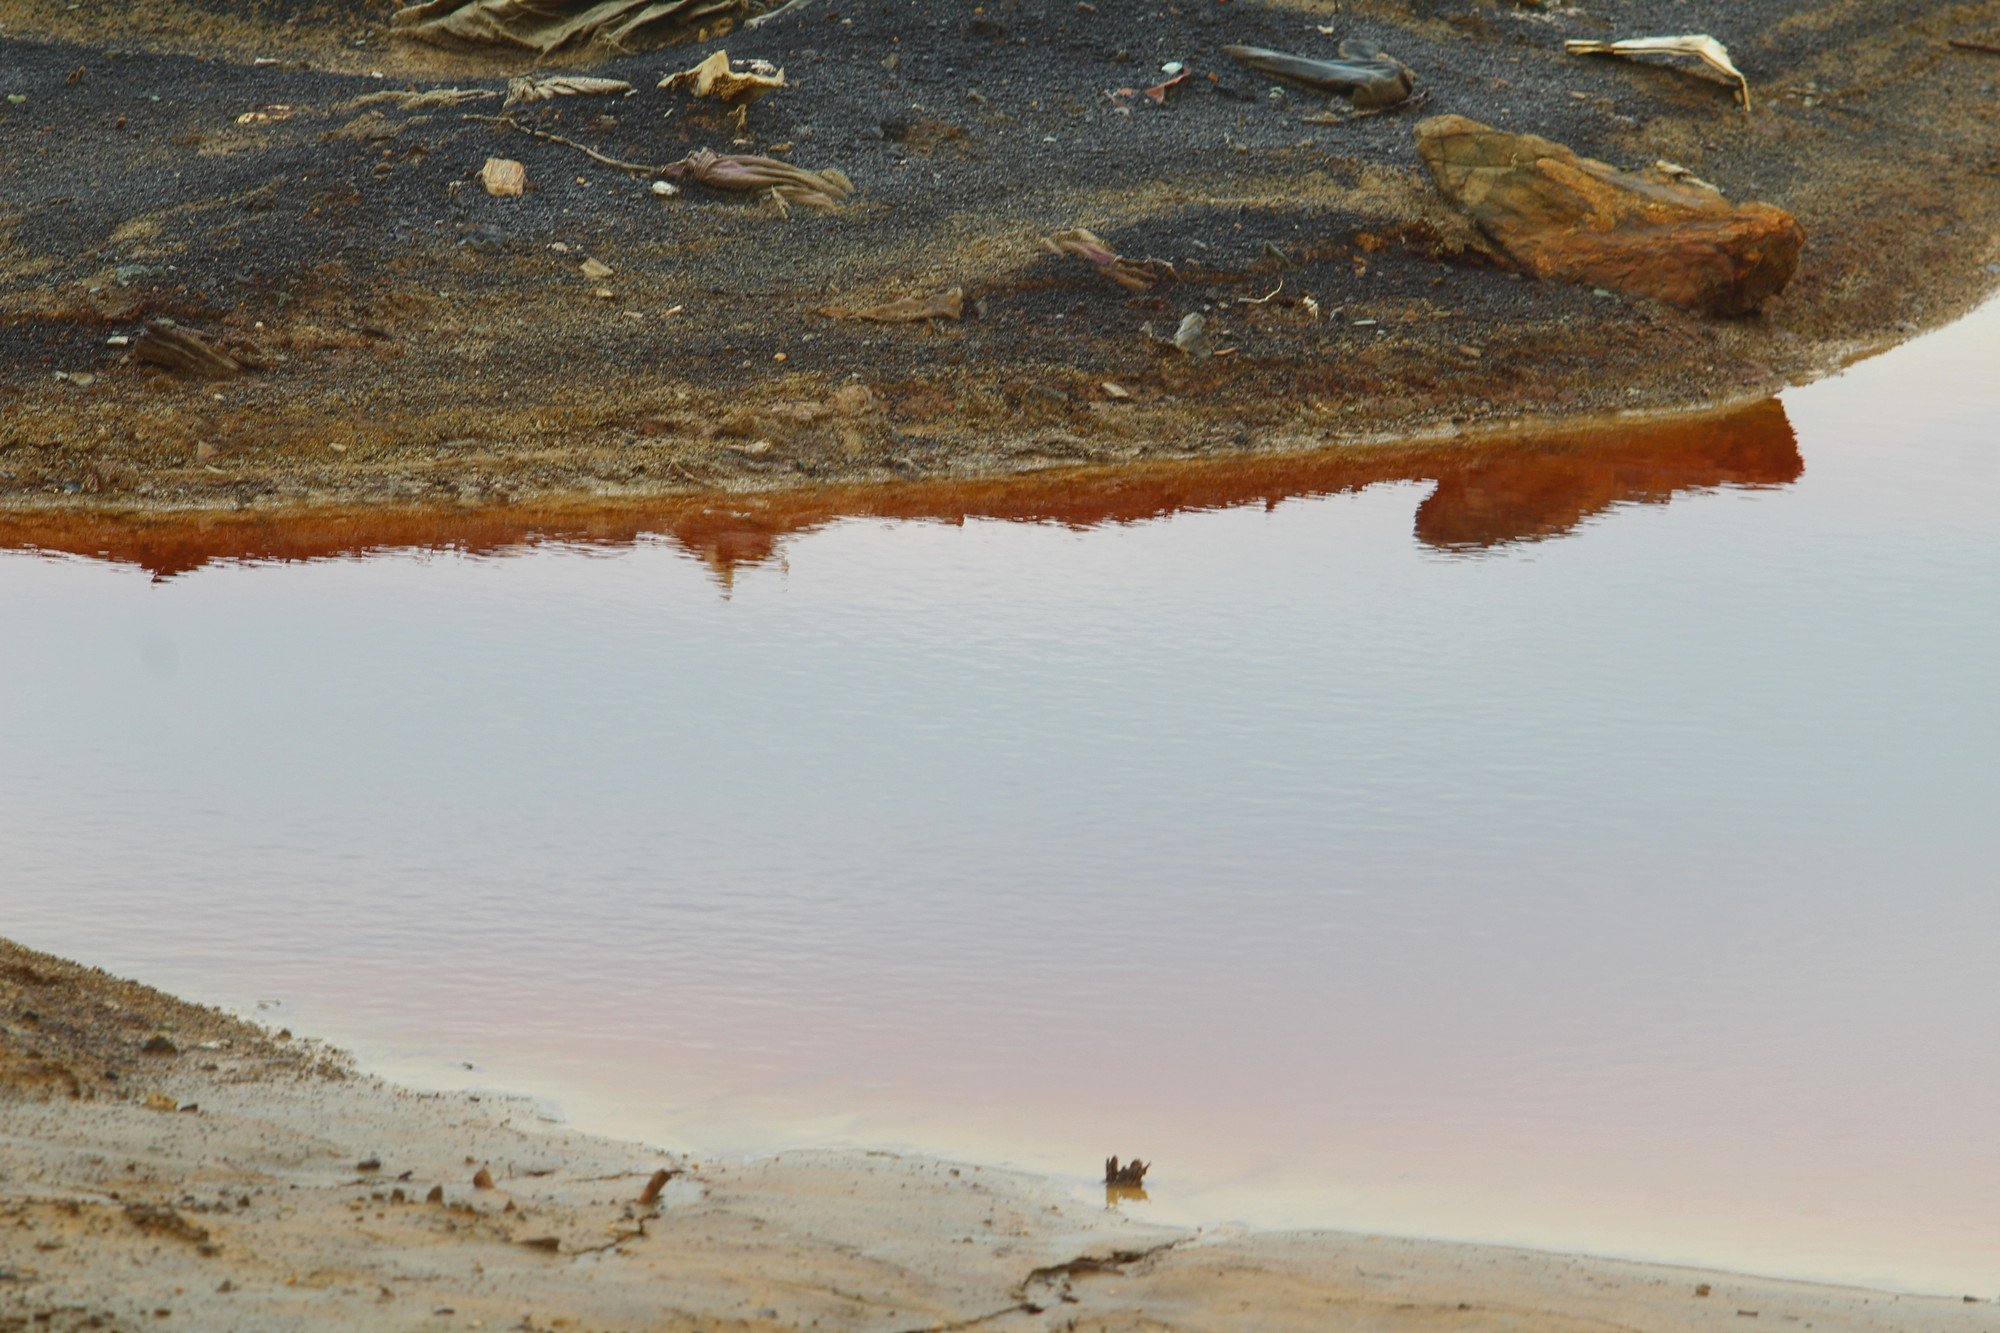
425;1185;445;1204
1101;381;1131;400
579;257;614;280
591;287;617;300
1172;312;1212;358
472;1167;495;1189
356;1157;382;1172
651;180;678;197
480;157;527;197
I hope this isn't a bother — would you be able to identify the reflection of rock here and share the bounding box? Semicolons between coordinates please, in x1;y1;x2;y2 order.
0;400;1802;580
1415;398;1800;549
1415;115;1804;316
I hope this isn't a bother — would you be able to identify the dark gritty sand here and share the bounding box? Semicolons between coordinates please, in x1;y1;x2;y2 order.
0;0;1996;515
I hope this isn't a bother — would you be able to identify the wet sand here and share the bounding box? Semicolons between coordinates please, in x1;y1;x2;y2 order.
1;935;1994;1330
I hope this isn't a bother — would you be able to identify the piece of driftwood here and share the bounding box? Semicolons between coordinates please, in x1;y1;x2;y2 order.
1222;38;1414;109
1565;35;1752;110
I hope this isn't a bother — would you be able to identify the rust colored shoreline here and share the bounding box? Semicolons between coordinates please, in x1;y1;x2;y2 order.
0;398;1800;579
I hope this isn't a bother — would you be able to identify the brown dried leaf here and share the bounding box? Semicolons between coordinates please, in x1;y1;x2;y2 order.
660;50;787;105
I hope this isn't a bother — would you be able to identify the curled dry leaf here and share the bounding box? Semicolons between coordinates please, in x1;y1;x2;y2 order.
660;50;787;105
1565;35;1751;109
504;74;634;107
347;86;497;111
392;0;748;56
666;148;853;210
1042;228;1162;292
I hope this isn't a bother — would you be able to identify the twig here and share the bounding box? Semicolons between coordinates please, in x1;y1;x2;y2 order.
1947;37;2000;54
745;0;813;28
462;113;673;175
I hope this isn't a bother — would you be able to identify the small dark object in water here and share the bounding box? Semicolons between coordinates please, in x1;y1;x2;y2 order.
1223;39;1414;108
1104;1155;1149;1186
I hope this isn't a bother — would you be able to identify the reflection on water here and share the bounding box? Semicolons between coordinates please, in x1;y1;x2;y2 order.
1;307;1996;1297
0;399;1799;580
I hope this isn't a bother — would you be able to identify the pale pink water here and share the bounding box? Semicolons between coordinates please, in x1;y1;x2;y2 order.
2;304;1996;1293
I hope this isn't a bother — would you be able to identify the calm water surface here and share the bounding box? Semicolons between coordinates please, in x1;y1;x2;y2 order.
3;304;1997;1294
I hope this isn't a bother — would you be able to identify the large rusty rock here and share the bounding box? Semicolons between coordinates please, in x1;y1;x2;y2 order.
1414;115;1803;315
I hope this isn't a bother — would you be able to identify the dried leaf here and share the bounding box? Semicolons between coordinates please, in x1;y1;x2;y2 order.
505;74;634;108
1565;35;1751;109
660;49;787;105
1042;228;1162;292
392;0;747;56
347;86;498;110
667;148;853;210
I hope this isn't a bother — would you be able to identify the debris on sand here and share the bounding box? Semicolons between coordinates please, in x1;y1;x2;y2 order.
1223;39;1414;109
1172;312;1213;358
1042;229;1163;293
823;288;964;323
1565;35;1752;110
504;75;634;108
480;155;527;196
134;321;244;379
638;1167;677;1204
660;50;786;105
467;115;671;175
1414;115;1803;315
1104;1156;1149;1186
347;86;497;111
665;148;852;210
390;0;751;56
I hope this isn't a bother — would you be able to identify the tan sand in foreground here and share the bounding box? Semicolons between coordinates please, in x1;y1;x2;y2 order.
0;937;1992;1330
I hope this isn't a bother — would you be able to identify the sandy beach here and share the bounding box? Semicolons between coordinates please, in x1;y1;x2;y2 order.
1;935;1993;1330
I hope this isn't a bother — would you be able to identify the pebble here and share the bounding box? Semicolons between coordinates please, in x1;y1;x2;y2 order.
480;157;526;197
